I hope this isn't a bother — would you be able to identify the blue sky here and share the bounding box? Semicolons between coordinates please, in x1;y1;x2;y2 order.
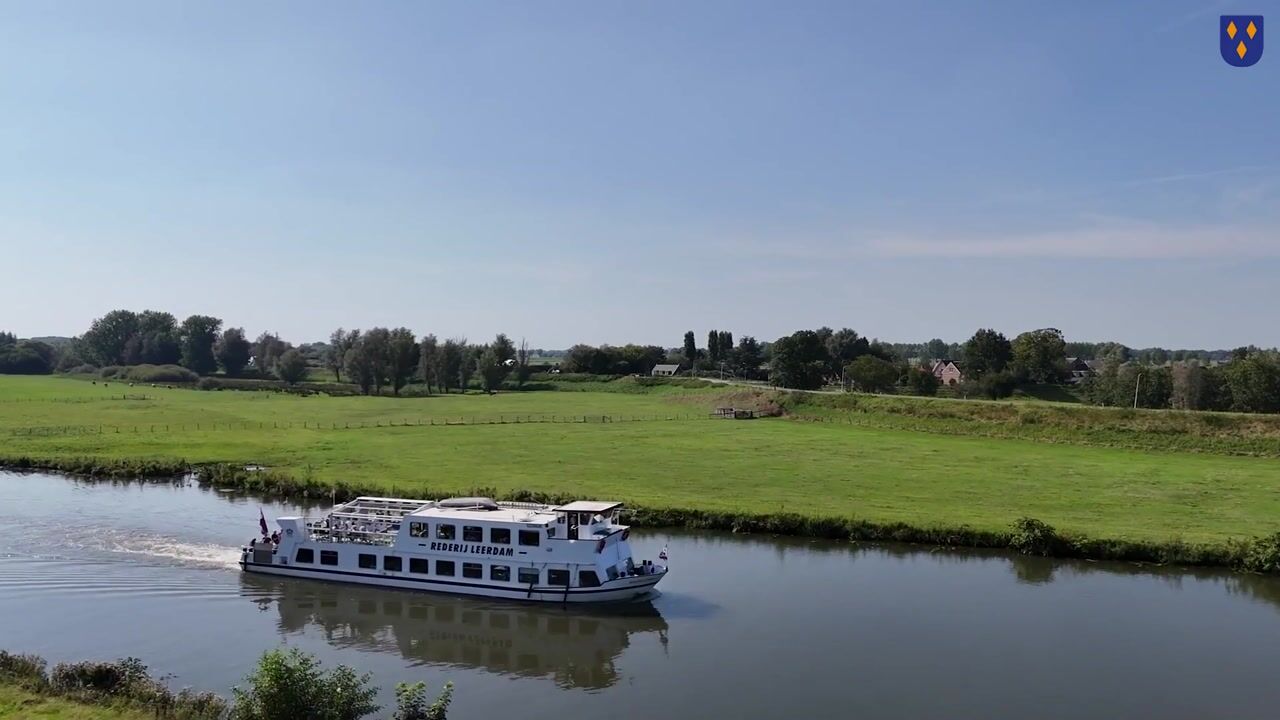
1;0;1277;349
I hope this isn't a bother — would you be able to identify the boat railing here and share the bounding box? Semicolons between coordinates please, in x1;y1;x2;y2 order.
497;501;551;511
306;520;397;546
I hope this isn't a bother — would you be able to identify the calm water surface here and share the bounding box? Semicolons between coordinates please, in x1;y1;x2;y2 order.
3;471;1280;718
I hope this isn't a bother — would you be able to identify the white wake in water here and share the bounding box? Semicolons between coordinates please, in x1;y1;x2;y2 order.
105;534;243;570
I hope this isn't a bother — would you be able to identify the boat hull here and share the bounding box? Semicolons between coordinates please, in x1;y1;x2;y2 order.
240;560;664;603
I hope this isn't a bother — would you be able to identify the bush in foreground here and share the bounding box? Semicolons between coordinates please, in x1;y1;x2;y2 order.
2;648;451;720
230;648;379;720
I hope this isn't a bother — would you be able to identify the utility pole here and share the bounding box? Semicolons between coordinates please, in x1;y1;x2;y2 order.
1133;371;1144;409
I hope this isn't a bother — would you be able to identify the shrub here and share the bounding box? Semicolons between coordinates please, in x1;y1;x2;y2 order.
198;377;220;391
230;648;379;720
1008;517;1064;556
977;371;1018;399
64;363;99;375
0;650;47;687
99;366;123;378
1238;533;1280;573
393;681;453;720
50;657;150;696
122;364;199;383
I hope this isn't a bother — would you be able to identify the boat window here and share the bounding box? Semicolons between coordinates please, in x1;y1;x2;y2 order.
491;565;510;582
518;530;540;547
384;555;402;572
320;550;339;566
436;560;456;577
436;524;456;540
579;570;601;587
409;558;429;574
490;528;510;545
358;553;376;569
462;562;483;579
409;521;429;538
295;548;314;564
548;569;570;586
463;526;483;542
605;566;618;581
518;567;539;585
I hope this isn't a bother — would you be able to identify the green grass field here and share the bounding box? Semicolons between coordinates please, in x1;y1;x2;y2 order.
2;374;1279;546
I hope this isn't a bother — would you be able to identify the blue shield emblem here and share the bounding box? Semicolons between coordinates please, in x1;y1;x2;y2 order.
1221;15;1263;67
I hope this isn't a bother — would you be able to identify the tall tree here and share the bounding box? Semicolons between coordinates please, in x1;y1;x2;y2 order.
718;331;734;361
439;339;465;393
731;335;763;379
962;329;1013;379
492;333;516;365
214;327;252;377
252;333;290;375
135;310;180;364
274;348;309;385
419;334;439;394
845;355;899;393
1171;361;1207;410
343;333;376;395
327;328;358;382
362;328;392;394
825;328;870;379
457;343;477;390
924;338;950;360
386;327;419;395
707;330;721;365
1011;328;1067;384
682;331;699;369
1223;352;1280;413
179;315;222;375
768;330;828;390
476;346;504;394
515;338;531;388
80;310;140;366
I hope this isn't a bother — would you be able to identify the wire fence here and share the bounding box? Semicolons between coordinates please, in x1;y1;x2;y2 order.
6;413;715;437
0;394;153;404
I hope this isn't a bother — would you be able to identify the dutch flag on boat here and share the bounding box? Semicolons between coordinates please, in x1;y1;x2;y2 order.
259;508;269;537
658;545;668;561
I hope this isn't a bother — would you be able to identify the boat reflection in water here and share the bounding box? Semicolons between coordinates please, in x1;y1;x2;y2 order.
240;574;668;690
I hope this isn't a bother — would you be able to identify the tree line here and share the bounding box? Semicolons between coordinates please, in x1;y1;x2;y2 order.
1080;347;1280;412
7;309;1280;413
329;328;529;396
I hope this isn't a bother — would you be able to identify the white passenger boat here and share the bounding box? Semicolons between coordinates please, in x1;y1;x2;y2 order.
240;496;667;603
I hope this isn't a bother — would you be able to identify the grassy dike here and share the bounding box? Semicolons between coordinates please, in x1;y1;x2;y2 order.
4;374;1280;573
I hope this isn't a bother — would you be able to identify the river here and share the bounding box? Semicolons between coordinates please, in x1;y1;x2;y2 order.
3;471;1280;718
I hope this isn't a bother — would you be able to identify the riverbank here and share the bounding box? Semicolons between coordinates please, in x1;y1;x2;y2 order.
3;456;1279;575
4;374;1280;572
0;683;154;719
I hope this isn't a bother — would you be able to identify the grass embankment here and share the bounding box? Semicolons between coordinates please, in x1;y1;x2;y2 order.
0;684;153;719
776;391;1280;456
3;375;1280;569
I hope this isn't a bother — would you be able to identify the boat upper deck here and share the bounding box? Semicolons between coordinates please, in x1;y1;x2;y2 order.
302;496;627;546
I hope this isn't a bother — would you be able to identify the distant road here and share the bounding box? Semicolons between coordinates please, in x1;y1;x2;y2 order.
698;376;845;395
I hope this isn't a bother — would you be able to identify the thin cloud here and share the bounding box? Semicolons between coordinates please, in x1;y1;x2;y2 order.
866;221;1280;259
1115;165;1275;189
